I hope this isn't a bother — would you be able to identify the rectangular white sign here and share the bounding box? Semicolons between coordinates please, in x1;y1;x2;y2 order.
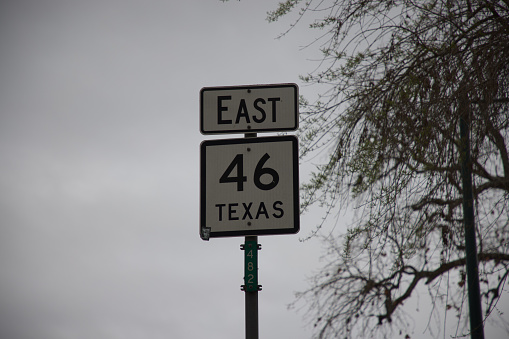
200;136;299;239
200;83;298;134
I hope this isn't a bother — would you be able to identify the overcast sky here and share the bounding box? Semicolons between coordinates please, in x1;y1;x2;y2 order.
0;1;507;339
0;1;327;338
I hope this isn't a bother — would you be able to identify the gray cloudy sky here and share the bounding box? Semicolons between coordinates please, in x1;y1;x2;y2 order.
1;1;507;339
0;1;325;338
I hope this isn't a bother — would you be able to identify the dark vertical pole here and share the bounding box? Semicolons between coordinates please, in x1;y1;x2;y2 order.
244;132;259;339
245;235;259;339
460;112;485;339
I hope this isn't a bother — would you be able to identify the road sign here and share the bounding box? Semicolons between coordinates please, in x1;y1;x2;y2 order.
200;135;299;239
200;83;298;134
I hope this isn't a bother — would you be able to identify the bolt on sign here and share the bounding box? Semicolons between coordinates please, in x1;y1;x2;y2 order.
200;83;298;134
200;135;299;239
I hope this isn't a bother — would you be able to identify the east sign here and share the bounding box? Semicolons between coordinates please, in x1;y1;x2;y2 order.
200;83;298;134
200;136;299;239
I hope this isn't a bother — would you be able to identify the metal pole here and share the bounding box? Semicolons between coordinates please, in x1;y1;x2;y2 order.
460;112;485;339
245;235;259;339
244;132;259;339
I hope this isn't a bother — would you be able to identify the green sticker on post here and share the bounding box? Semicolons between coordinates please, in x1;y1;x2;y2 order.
244;240;258;292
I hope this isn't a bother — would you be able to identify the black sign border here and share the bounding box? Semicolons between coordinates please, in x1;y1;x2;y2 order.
200;83;299;135
200;135;300;239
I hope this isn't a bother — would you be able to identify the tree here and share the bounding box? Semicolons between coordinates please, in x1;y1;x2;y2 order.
267;0;509;338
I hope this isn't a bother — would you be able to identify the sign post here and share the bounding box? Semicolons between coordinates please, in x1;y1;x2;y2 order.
241;235;260;339
199;83;299;339
242;133;260;339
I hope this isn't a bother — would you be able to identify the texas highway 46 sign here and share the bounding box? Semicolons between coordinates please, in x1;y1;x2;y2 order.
200;135;299;239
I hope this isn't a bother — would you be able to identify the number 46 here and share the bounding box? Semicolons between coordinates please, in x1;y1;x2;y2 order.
220;153;279;191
